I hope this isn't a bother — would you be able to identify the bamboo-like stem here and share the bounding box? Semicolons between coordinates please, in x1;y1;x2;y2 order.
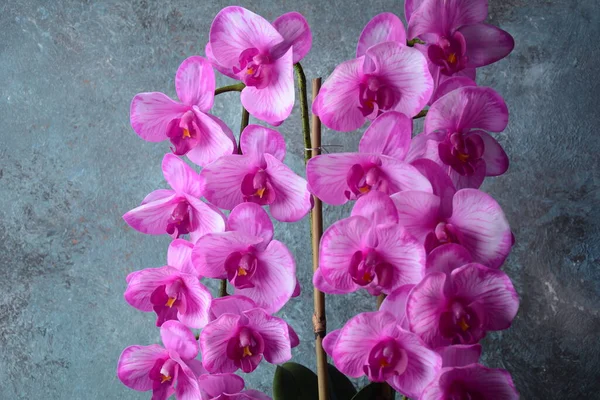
310;78;328;400
294;63;312;163
214;82;245;95
413;109;428;119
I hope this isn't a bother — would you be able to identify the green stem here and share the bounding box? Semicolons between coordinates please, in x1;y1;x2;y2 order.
214;83;245;96
238;106;250;154
219;279;228;297
407;38;426;47
413;109;428;119
294;63;312;163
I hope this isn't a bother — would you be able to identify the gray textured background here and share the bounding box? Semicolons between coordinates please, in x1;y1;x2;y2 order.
1;0;599;399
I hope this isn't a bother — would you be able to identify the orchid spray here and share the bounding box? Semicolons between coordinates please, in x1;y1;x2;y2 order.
118;2;519;399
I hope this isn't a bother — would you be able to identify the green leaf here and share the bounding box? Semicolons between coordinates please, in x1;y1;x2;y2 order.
273;362;319;400
351;382;396;400
327;363;357;400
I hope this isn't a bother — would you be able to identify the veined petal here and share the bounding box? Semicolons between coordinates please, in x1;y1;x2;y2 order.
447;160;487;190
179;274;212;329
209;295;257;320
351;191;399;225
240;124;286;162
448;189;512;268
200;314;241;373
404;0;426;23
162;153;203;197
476;130;509;176
167;239;197;276
451;264;519;331
460;23;515;68
186;194;227;238
161;320;199;360
240;48;294;125
379;156;433;194
359;111;412;160
209;6;283;68
312;57;365;132
130;92;187;142
356;13;406;57
232;390;272;400
313;267;350;294
173;356;202;400
427;243;473;274
380;285;414;329
117;345;169;391
124;266;178;312
390;191;441;243
430;76;477;104
186;109;237;167
200;154;256;210
406;272;448;347
322;329;341;356
408;0;488;39
205;42;238;79
437;344;482;367
410;158;456;218
198;373;245;399
272;12;312;63
227;202;274;246
237;240;296;313
175;56;215;110
245;308;292;364
192;232;263;279
265;154;311;222
123;194;180;235
365;42;433;118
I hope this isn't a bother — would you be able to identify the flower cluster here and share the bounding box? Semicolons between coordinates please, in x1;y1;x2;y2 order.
118;6;312;399
309;3;520;399
118;1;520;399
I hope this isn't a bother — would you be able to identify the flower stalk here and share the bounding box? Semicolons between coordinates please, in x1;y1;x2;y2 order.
214;82;245;95
295;63;312;163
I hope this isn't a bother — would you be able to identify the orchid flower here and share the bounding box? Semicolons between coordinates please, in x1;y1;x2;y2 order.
307;111;433;206
323;311;441;399
130;56;236;166
408;85;510;189
315;191;426;296
192;203;296;313
201;124;311;222
123;153;226;239
406;0;514;96
194;362;272;400
391;188;512;268
420;364;519;400
206;6;311;125
124;239;212;328
437;344;482;367
406;263;519;348
199;306;293;374
117;320;202;400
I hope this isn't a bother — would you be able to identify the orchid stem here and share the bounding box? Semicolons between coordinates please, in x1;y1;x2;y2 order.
294;63;312;163
214;82;245;96
219;279;228;297
377;294;395;400
309;78;329;400
238;106;250;154
413;109;428;119
407;38;426;47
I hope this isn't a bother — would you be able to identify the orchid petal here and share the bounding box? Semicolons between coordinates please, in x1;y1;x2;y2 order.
178;274;212;329
167;239;197;276
406;272;448;347
430;76;477;104
130;92;187;142
117;345;169;391
175;56;215;110
408;0;488;39
209;295;257;321
476;130;509;176
123;194;179;235
265;154;311;222
359;111;412;160
161;320;199;360
198;373;245;399
356;13;406;57
460;23;515;68
162;153;203;197
313;267;350;295
391;190;441;243
186;109;237;167
200;154;256;210
351;191;399;225
227;202;274;246
124;266;177;312
240;125;286;162
186;194;227;237
437;344;482;367
322;329;341;356
272;12;312;63
245;308;292;364
380;285;414;329
200;314;241;373
379;156;434;194
426;243;473;274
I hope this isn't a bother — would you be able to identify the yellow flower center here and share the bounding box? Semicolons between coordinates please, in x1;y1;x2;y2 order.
160;374;172;384
165;297;176;308
242;346;253;357
447;53;457;64
458;317;470;332
182;128;191;139
237;267;248;276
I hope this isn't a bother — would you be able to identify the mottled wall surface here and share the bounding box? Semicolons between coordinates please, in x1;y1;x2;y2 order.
1;0;599;399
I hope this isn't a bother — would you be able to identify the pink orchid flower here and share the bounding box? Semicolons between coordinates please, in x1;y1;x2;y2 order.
307;111;433;206
123;153;226;239
206;7;311;125
421;364;519;400
312;38;433;131
192;203;296;313
324;311;441;399
117;320;202;400
315;191;426;296
406;263;519;348
124;239;212;328
130;56;236;166
194;361;272;400
407;85;510;189
391;188;512;268
200;124;311;222
199;306;293;374
405;0;514;96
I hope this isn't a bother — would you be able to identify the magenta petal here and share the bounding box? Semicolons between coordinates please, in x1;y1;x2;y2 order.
227;203;274;246
379;156;434;194
117;345;169;391
359;111;412;160
186;194;227;237
460;23;515;68
313;267;350;295
476;130;509;176
448;189;512;268
245;308;292;364
390;191;441;243
200;154;256;210
236;240;296;313
178;274;212;329
288;324;300;348
351;191;399;225
410;158;456;217
408;0;488;39
175;56;215;110
160;320;199;360
186;109;237;167
205;42;238;79
233;390;272;400
306;153;378;205
437;344;482;367
209;6;282;69
142;189;175;205
240;124;286;162
264;154;311;222
365;42;433;117
200;314;241;373
272;12;312;63
161;153;203;197
430;76;477;104
130;92;187;142
356;13;406;57
124;266;177;312
406;272;448;347
209;295;257;321
322;329;341;356
198;373;245;398
380;284;414;329
404;0;426;23
312;57;365;132
167;239;196;276
192;232;263;279
172;353;202;400
447;160;487;190
123;194;179;235
427;243;473;274
451;264;519;331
